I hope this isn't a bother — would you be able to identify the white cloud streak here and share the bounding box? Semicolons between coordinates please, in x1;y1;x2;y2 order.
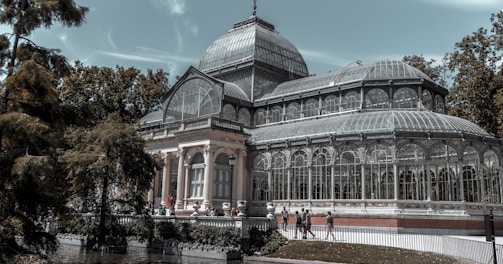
420;0;503;10
151;0;186;15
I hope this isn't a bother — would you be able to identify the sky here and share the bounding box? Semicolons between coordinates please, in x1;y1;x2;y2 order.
23;0;503;85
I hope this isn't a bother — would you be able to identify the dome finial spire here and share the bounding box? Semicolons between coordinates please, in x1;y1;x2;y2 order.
253;0;257;16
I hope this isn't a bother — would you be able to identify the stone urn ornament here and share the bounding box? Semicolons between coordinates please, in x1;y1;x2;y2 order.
266;202;275;219
236;200;247;217
222;202;231;216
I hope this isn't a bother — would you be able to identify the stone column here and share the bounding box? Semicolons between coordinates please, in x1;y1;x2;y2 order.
393;164;399;200
308;161;312;200
236;149;247;203
184;164;191;209
361;165;366;200
161;153;173;206
175;148;185;210
202;144;213;209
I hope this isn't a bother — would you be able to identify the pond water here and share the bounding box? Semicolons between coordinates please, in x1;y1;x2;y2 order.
48;244;243;264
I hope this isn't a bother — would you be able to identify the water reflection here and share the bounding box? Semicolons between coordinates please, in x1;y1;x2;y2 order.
49;244;242;264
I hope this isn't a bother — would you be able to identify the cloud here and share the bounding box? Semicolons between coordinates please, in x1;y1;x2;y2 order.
101;47;198;65
420;0;503;10
151;0;186;15
106;30;117;51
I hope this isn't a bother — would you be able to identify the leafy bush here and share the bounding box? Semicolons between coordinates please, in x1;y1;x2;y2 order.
247;228;287;256
156;221;240;247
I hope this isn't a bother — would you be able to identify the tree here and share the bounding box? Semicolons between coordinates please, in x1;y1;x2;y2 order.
58;62;169;127
0;0;88;261
402;54;449;87
61;113;156;248
444;12;503;137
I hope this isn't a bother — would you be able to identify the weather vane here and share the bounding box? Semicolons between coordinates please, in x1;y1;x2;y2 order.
253;0;257;16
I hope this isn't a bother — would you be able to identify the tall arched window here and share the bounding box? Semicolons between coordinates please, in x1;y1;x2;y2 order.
190;153;205;198
431;144;458;201
483;149;501;203
251;155;269;201
272;153;287;200
367;145;394;199
291;150;308;200
396;144;426;200
313;149;331;199
336;150;361;199
463;147;479;202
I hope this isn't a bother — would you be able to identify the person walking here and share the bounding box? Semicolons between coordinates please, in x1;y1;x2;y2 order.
300;208;307;239
325;211;335;241
281;206;288;231
304;209;315;238
294;211;302;239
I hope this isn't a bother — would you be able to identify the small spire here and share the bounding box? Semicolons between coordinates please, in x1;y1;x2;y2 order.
253;0;257;16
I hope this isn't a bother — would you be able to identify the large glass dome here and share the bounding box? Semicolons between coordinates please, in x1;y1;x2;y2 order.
199;16;309;78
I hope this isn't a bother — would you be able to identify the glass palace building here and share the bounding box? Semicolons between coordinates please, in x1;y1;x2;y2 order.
140;11;503;234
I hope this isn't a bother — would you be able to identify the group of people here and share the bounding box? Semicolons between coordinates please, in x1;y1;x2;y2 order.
205;207;238;216
281;206;336;241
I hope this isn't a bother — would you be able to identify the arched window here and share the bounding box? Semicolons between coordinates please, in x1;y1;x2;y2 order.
365;88;389;109
292;150;308;200
190;153;205;198
313;149;331;199
336;150;361;199
254;108;267;126
435;95;445;113
324;95;339;114
396;144;426;200
304;99;318;117
272;153;287;200
421;90;432;110
222;104;236;121
367;145;394;199
270;105;283;123
463;147;479;202
251;155;269;201
238;108;251;126
430;144;458;201
393;87;417;109
166;78;221;121
483;149;501;203
286;102;301;120
341;91;360;111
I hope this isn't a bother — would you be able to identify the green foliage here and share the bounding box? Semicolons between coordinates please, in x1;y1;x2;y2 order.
123;216;155;243
156;222;240;247
0;0;88;261
247;228;288;256
444;11;503;137
59;62;169;127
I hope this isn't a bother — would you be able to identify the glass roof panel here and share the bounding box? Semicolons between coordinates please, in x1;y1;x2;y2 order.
248;110;489;143
259;60;435;101
199;20;308;77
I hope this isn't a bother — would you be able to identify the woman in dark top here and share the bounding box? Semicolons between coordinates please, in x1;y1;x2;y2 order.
325;211;335;241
